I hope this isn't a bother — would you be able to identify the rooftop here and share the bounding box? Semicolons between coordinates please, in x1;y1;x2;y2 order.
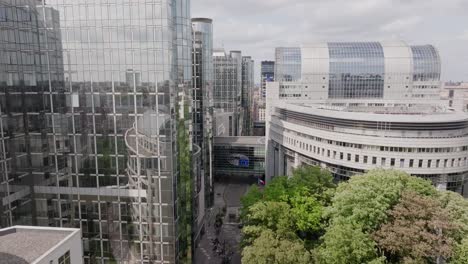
280;102;468;123
0;226;80;264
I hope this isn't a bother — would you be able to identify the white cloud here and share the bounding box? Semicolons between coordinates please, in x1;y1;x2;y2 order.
458;30;468;40
381;16;423;32
192;0;468;82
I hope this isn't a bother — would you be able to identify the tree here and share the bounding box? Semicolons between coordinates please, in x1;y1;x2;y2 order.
242;229;311;264
452;238;468;264
316;223;381;264
240;185;263;220
288;166;335;204
326;169;437;232
289;192;324;234
438;190;468;241
243;201;295;237
372;191;456;263
262;176;290;202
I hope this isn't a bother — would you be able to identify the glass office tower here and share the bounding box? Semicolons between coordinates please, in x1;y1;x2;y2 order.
241;56;254;136
275;47;301;82
213;49;242;136
0;0;54;228
191;17;213;245
261;61;275;98
1;0;194;263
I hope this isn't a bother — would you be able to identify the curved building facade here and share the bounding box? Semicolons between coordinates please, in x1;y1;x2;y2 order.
267;103;468;194
281;41;442;104
266;41;468;195
191;17;214;244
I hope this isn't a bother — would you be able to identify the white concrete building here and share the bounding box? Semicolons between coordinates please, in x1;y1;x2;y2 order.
0;226;82;264
266;41;468;195
441;82;468;112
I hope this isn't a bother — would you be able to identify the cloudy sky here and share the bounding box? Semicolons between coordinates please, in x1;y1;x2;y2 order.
192;0;468;83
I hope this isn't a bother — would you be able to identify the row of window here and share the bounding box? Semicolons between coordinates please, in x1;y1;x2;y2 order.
274;131;468;169
286;128;468;154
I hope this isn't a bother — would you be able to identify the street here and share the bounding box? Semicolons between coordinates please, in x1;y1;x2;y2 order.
194;175;256;264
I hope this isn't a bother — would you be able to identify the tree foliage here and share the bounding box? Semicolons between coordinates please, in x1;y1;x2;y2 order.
316;223;381;264
242;229;311;264
240;168;468;264
373;191;456;263
438;190;468;241
326;169;436;232
452;238;468;264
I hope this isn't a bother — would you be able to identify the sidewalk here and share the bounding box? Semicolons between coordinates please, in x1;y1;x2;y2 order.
194;178;250;264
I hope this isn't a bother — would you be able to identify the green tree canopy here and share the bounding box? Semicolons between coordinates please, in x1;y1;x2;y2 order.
316;223;381;264
452;238;468;264
326;169;436;232
242;229;311;264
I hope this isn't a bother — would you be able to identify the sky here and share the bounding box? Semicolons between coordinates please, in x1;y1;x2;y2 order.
192;0;468;84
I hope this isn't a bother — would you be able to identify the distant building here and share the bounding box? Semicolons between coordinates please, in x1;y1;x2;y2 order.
213;49;243;135
275;47;301;82
258;107;266;122
0;226;82;264
442;82;468;112
213;110;237;137
242;56;255;135
261;61;275;98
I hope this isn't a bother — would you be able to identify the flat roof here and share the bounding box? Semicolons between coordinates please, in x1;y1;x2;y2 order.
280;102;468;123
0;226;80;264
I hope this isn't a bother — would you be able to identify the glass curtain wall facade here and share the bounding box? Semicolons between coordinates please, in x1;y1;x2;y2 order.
328;42;385;99
213;50;242;136
261;61;274;98
1;0;194;263
191;17;213;245
411;45;441;82
274;47;301;82
0;0;62;228
241;56;254;136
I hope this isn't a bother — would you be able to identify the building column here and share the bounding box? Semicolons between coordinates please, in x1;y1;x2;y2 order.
265;140;275;183
278;147;285;177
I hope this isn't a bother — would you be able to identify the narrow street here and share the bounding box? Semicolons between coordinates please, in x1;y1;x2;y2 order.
194;175;256;264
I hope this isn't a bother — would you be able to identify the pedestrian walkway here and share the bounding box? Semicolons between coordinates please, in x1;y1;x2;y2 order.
194;176;252;263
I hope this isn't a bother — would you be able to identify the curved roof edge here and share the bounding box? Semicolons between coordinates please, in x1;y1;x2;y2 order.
192;18;213;23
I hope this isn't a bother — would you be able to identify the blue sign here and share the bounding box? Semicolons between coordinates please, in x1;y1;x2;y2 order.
239;159;249;167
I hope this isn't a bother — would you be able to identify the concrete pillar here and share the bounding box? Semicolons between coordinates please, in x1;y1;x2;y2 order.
265;140;275;183
278;147;285;177
294;152;300;169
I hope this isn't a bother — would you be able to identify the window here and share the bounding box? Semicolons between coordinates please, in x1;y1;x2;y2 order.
381;158;386;166
400;159;404;168
390;158;395;167
58;251;70;264
427;160;432;168
363;156;368;163
409;159;414;168
340;152;343;160
372;157;377;164
418;160;423;168
347;153;351;161
355;155;359;162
